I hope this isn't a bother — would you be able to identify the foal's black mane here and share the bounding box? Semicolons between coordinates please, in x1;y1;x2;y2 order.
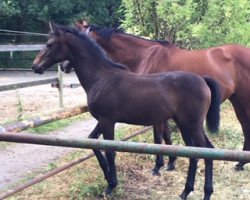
54;25;128;71
88;24;171;46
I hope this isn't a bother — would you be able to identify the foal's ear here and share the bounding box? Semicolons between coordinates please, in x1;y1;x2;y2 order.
49;22;59;35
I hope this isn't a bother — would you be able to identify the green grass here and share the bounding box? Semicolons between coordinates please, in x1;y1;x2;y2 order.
28;112;91;134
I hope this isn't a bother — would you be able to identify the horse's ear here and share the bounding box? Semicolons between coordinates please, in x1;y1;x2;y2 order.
75;20;89;32
49;22;59;35
75;21;83;30
82;20;89;28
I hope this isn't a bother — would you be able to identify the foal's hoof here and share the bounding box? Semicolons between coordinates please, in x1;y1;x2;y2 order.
235;163;244;171
103;184;116;197
166;164;175;171
203;195;211;200
152;170;161;176
151;167;161;176
179;192;188;200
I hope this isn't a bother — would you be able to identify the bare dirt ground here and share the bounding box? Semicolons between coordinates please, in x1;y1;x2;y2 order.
0;71;95;192
0;71;86;124
0;119;97;192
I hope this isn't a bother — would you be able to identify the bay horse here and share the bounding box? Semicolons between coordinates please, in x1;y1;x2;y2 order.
62;20;250;171
32;24;221;200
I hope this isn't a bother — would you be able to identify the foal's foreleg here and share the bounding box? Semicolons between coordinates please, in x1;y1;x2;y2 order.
151;124;164;176
102;122;117;195
162;122;177;171
88;123;110;181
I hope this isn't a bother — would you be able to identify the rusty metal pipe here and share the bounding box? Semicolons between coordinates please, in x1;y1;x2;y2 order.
1;132;250;162
0;105;89;134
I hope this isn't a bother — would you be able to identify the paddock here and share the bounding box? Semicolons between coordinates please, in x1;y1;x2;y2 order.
0;73;250;199
0;48;248;199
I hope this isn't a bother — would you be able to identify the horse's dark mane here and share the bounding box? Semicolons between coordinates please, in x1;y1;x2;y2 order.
89;25;124;40
55;25;128;71
89;24;171;46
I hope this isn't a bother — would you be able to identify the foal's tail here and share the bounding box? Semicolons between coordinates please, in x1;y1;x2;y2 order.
203;76;221;133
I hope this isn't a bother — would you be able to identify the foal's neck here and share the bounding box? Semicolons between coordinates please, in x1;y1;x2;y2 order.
67;35;119;93
67;38;105;92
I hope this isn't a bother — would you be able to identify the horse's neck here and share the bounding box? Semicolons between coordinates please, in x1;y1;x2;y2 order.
67;41;106;93
73;59;106;93
96;34;150;72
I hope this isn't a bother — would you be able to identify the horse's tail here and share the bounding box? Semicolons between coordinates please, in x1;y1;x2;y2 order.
203;76;221;133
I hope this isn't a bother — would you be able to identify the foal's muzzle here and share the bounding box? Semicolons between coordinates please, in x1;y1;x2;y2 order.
32;64;45;74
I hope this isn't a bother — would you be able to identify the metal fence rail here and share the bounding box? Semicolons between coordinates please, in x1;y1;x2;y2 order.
1;133;250;162
0;127;152;200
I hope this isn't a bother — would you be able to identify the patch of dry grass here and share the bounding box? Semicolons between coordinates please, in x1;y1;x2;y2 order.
5;101;250;200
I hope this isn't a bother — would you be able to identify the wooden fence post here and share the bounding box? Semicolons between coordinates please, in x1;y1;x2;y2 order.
58;64;64;108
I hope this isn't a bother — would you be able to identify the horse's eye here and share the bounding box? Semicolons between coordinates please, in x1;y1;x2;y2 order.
47;43;52;48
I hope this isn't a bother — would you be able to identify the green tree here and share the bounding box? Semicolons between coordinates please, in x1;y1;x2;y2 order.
0;0;123;69
190;0;250;48
0;0;123;43
121;0;250;48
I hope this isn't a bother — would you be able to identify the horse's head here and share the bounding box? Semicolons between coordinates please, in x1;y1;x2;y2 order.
74;20;104;41
75;20;92;33
59;60;74;73
32;23;69;74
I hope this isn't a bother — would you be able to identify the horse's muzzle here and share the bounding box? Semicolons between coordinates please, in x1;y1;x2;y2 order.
32;64;45;74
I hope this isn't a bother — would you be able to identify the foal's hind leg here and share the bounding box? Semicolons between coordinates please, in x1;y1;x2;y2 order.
178;130;198;200
178;123;214;200
162;122;177;171
230;95;250;170
203;136;215;200
151;123;165;176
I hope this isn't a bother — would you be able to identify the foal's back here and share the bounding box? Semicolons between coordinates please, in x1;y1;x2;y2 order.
88;71;211;126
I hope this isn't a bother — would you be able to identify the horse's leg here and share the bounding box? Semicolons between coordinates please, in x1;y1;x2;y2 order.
202;135;214;200
151;123;164;176
230;94;250;170
183;124;214;200
162;122;177;171
178;130;198;200
88;122;111;191
101;121;117;195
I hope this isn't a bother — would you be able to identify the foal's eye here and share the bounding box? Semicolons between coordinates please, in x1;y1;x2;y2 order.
47;43;52;48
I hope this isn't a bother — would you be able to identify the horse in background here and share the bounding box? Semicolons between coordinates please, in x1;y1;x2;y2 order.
62;20;250;171
32;24;221;200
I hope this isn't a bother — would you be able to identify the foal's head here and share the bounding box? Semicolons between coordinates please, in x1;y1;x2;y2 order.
32;23;70;74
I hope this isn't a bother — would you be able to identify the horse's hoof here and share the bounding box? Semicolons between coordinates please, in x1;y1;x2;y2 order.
179;192;187;200
101;192;108;200
103;184;116;197
151;168;161;176
203;195;211;200
166;164;175;171
235;164;244;171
